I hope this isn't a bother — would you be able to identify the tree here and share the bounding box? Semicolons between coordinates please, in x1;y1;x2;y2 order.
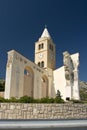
0;80;5;91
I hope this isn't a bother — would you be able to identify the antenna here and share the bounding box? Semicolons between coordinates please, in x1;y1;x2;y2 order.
45;25;47;28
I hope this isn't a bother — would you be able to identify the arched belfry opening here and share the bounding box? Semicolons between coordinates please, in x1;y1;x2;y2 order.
23;66;34;97
41;75;49;98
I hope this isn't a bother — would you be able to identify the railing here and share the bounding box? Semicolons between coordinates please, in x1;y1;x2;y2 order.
0;119;87;129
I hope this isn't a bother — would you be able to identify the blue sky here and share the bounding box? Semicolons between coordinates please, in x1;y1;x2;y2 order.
0;0;87;81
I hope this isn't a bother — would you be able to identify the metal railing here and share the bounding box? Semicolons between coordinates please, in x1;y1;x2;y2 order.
0;119;87;129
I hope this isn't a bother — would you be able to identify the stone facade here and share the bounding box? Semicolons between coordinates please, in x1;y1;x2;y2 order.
53;51;80;100
4;28;80;101
5;50;53;99
0;103;87;119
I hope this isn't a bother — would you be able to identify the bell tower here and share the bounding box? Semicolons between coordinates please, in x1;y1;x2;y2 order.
35;27;56;70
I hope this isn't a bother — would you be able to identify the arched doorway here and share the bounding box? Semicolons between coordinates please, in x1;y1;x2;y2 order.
23;66;34;97
41;75;49;98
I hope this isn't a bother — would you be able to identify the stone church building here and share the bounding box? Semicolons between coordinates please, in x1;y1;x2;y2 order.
4;28;80;101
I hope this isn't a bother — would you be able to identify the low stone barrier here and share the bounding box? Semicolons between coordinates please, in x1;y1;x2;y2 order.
0;103;87;119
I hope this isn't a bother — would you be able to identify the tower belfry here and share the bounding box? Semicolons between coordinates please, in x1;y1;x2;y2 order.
35;27;56;70
41;27;51;38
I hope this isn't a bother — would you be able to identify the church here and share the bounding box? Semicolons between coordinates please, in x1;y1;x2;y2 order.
4;28;80;101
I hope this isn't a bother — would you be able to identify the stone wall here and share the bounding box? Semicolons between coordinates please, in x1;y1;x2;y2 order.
0;103;87;119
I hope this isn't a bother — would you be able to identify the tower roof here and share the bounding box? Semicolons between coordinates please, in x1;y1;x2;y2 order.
41;27;51;39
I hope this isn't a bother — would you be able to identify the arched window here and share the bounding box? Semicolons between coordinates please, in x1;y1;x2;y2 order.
41;61;44;67
49;44;51;49
41;43;44;49
24;69;29;75
24;69;32;77
49;44;53;51
38;44;41;50
51;45;53;51
38;43;44;50
38;62;40;67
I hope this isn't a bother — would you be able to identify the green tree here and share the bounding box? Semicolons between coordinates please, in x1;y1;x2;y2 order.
0;80;5;91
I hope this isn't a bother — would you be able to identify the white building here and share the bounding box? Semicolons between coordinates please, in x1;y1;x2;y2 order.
4;28;80;101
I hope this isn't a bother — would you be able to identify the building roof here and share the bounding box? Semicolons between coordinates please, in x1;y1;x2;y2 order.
41;28;51;38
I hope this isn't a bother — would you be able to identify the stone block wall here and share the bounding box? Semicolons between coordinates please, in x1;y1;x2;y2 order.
0;103;87;119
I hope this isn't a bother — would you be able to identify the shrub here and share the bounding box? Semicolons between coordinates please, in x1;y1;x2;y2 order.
8;97;18;103
40;97;49;103
0;96;64;103
47;98;55;103
54;97;65;103
70;99;83;103
80;89;87;101
0;97;5;102
33;99;40;103
19;96;34;103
